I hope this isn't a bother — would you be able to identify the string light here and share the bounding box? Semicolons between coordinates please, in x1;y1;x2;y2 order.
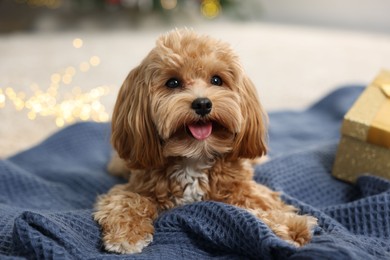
72;38;83;49
89;56;101;66
3;81;112;127
0;38;112;128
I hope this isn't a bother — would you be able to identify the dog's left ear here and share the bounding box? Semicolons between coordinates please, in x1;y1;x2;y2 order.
229;75;268;159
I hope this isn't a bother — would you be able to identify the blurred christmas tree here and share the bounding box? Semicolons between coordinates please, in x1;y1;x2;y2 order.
0;0;263;32
60;0;257;19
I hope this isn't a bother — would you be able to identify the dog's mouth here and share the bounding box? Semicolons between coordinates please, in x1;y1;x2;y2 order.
168;120;233;142
187;121;213;140
184;121;231;141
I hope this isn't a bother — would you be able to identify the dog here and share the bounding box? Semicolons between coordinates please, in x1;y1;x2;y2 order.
94;29;317;254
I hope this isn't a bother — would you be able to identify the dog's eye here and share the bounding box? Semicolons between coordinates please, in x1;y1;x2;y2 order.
165;78;181;89
210;75;223;86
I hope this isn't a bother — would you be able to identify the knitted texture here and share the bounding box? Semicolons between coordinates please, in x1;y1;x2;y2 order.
1;86;389;259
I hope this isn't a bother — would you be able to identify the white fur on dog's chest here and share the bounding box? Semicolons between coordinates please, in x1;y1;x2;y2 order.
169;159;210;205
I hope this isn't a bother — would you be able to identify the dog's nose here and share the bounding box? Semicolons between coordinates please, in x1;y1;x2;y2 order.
191;98;212;116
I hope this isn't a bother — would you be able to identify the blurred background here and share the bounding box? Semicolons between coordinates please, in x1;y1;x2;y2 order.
1;0;390;157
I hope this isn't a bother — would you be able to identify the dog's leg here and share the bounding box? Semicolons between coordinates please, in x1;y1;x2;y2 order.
248;207;317;247
94;183;158;254
224;181;317;247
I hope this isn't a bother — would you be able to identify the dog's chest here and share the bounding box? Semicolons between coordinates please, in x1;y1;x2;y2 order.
169;160;210;205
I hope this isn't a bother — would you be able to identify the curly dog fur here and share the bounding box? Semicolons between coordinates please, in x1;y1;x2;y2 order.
94;29;317;254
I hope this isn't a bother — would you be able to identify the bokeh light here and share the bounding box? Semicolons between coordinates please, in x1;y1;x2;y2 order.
89;56;101;67
161;0;177;10
0;39;112;128
201;0;221;19
72;38;83;49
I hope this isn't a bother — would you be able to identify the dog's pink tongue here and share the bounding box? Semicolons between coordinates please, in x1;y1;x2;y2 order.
188;122;212;140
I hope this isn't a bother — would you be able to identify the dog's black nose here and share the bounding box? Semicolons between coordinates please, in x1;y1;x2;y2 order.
192;98;212;116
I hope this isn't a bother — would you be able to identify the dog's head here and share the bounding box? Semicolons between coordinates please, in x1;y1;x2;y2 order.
112;29;267;169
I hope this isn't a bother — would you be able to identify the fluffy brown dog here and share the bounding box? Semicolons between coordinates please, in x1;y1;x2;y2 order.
94;29;317;254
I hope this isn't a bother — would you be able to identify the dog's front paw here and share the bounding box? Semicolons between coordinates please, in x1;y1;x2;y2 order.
252;209;317;247
284;214;317;247
104;233;153;254
97;213;155;254
94;187;158;254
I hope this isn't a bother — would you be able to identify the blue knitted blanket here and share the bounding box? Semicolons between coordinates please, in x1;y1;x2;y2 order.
1;86;390;259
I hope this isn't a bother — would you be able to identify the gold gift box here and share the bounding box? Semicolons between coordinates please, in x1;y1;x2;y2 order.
333;70;390;182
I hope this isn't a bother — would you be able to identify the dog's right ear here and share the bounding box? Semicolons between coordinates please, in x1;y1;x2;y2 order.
228;74;268;160
111;65;165;170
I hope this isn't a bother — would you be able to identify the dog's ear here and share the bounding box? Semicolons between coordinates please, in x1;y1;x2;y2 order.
111;65;165;169
228;75;268;159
